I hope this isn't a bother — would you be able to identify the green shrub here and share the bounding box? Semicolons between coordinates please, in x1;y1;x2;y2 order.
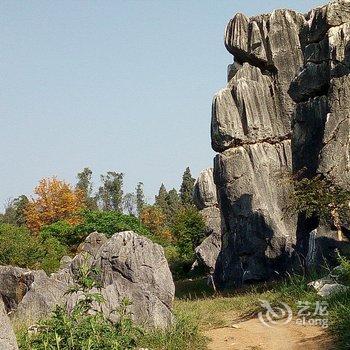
75;210;152;239
171;206;205;258
41;220;75;247
41;210;157;248
0;224;67;273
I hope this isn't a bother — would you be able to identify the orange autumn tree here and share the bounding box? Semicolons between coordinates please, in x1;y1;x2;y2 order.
140;205;173;242
25;177;85;233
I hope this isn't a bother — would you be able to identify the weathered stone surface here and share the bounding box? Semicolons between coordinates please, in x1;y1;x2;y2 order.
193;168;217;210
291;96;328;175
308;265;350;297
93;231;174;328
290;1;350;256
302;1;350;45
1;231;175;330
318;76;350;188
214;141;295;287
192;168;223;273
0;298;18;350
212;5;306;289
211;63;291;152
288;62;330;102
213;0;350;289
194;207;222;273
0;266;33;312
11;269;69;327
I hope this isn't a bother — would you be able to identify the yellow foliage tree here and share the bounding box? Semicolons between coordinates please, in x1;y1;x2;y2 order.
25;177;85;233
140;205;173;242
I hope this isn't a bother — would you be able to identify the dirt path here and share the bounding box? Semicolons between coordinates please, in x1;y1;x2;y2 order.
204;317;334;350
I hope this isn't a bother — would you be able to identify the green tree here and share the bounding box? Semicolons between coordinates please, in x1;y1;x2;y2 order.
171;206;205;259
1;195;29;226
136;182;146;216
76;167;97;210
166;188;181;221
179;167;195;205
155;183;168;212
123;192;137;216
98;172;124;212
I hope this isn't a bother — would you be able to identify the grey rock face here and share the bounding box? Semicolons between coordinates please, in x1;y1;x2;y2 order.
12;270;69;327
213;8;305;288
291;1;350;188
0;231;175;330
193;169;222;273
93;231;174;328
194;207;222;274
290;0;350;255
193;168;217;210
0;298;18;350
212;0;350;290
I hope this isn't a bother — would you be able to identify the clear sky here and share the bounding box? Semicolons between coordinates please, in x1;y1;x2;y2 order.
1;0;326;207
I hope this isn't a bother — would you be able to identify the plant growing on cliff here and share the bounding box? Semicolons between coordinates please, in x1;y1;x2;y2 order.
288;173;350;241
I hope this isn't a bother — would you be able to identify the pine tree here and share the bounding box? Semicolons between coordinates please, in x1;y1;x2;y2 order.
179;167;195;205
155;183;168;212
166;188;181;219
136;182;146;217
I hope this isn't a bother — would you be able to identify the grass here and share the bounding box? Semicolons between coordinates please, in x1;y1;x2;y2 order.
17;273;350;349
174;275;319;331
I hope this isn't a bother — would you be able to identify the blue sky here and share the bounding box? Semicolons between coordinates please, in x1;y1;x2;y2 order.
1;0;326;207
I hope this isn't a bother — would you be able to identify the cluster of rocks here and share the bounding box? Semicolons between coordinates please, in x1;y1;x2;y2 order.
208;0;350;289
0;231;175;348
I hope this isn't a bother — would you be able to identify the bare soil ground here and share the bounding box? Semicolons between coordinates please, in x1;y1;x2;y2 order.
204;317;334;350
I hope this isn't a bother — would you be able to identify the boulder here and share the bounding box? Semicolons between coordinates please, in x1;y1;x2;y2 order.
308;264;350;297
0;231;175;330
317;283;349;297
92;231;174;328
0;298;18;350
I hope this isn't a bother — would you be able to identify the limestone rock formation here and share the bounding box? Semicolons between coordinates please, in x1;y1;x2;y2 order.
289;0;350;255
0;231;175;331
0;298;18;350
193;168;217;210
212;0;350;289
93;231;174;328
213;9;305;288
193;168;222;273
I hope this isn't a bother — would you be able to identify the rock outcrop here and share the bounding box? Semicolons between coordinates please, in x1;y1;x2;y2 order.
212;0;350;289
289;0;350;255
0;298;18;350
0;231;175;331
213;9;304;288
193;168;222;273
